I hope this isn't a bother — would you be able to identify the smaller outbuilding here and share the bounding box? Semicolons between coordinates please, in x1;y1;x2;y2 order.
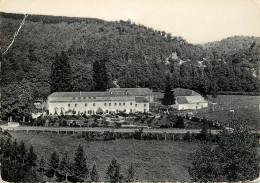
173;88;208;110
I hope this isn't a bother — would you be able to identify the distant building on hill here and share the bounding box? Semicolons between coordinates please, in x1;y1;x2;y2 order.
173;88;208;110
47;88;150;115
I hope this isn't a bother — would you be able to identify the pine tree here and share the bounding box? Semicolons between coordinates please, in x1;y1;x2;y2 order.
46;151;60;178
90;163;99;182
0;137;5;154
106;158;123;182
93;59;109;91
27;145;37;168
3;137;12;158
162;75;175;106
17;141;27;164
124;163;134;182
11;139;18;160
50;51;72;93
59;153;72;182
72;144;89;181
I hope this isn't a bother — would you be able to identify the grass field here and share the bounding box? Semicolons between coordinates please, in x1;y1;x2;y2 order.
196;95;260;129
9;131;198;182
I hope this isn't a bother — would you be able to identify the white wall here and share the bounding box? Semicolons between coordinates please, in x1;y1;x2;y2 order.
48;100;150;115
135;102;149;113
177;102;208;110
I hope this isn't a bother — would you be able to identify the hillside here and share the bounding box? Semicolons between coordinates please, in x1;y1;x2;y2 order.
0;12;259;120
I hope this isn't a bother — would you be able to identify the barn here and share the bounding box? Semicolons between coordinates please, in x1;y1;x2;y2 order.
173;88;208;110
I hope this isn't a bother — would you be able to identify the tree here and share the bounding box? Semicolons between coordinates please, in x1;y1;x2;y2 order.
106;158;123;182
90;163;99;182
50;51;72;93
27;145;37;168
59;152;72;182
162;75;175;107
189;120;260;182
72;144;89;181
46;151;60;178
17;141;27;164
1;79;34;121
93;59;109;91
124;163;134;182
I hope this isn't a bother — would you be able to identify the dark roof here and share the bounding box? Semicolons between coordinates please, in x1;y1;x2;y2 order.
177;96;189;104
135;97;149;103
109;88;153;96
153;92;164;99
173;88;200;97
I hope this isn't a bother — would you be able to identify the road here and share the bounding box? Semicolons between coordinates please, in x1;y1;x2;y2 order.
0;126;220;134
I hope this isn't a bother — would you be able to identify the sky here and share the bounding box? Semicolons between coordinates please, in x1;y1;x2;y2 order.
1;0;260;43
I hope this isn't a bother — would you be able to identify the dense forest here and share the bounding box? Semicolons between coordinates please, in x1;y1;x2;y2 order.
0;12;260;120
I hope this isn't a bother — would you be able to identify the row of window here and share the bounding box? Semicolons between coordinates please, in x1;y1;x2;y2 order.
68;103;147;107
73;97;96;100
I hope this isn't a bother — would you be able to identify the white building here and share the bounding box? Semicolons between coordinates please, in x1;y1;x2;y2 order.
173;88;208;110
47;89;150;115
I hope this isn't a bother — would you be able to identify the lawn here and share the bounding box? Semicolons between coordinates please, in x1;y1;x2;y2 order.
196;95;260;129
9;131;198;182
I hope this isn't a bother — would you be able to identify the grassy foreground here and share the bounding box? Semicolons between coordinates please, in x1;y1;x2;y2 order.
9;131;198;182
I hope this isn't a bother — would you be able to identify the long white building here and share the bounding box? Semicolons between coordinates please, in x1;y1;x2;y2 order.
47;88;151;115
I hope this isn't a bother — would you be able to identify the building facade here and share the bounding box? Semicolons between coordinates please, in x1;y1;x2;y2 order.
172;88;208;110
47;89;150;115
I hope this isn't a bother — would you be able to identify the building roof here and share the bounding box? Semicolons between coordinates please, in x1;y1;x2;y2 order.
173;88;200;97
109;88;153;96
48;91;135;102
177;96;207;104
135;97;149;103
153;92;164;99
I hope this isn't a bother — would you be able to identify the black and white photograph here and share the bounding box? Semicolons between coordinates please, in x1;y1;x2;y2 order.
0;0;260;182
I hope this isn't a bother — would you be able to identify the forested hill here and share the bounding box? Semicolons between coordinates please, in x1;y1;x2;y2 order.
0;13;260;105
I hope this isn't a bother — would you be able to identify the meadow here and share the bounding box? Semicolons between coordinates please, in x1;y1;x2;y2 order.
196;95;260;129
9;131;198;182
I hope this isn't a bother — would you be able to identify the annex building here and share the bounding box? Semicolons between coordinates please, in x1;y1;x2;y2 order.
47;88;152;115
173;88;208;110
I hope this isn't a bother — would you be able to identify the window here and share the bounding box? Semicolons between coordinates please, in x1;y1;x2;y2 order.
73;97;76;99
116;109;119;113
83;97;86;99
106;110;108;113
130;102;132;105
144;104;146;107
93;97;96;99
93;103;95;106
144;109;146;113
123;109;126;112
114;103;117;106
123;102;125;106
104;103;107;106
130;109;132;113
78;97;81;99
109;103;111;106
85;103;87;107
89;97;91;99
135;104;137;107
68;104;70;107
119;103;121;106
75;104;77;107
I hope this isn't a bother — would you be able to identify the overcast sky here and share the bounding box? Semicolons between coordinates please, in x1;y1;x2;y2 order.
1;0;260;43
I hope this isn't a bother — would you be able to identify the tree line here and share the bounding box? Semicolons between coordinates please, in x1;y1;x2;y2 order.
0;138;135;182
